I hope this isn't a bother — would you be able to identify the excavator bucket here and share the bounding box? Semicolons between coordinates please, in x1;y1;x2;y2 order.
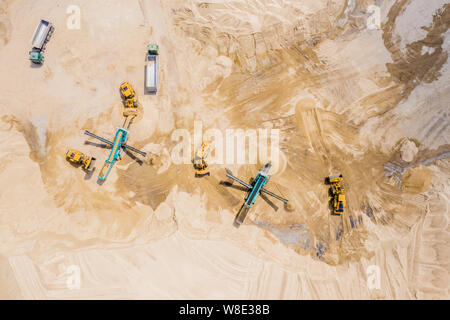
195;169;210;178
328;174;343;184
84;157;96;171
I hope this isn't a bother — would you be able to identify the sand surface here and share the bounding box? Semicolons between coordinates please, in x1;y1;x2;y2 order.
0;0;448;299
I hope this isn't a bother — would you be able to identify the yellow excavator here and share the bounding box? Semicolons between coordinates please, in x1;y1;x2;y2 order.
327;174;346;215
66;149;96;171
193;141;211;177
120;81;138;108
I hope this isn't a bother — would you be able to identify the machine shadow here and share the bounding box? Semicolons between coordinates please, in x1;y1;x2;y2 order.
65;159;95;181
30;62;43;68
219;180;248;192
124;149;144;166
260;192;279;212
84;168;95;180
84;141;111;149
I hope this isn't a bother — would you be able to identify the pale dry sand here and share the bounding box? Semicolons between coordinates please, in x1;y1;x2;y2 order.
0;0;448;299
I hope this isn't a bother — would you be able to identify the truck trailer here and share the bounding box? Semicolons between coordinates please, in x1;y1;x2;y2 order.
145;44;158;93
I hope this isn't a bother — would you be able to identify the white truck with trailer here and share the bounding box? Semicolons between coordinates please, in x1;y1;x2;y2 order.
29;19;54;64
145;44;158;93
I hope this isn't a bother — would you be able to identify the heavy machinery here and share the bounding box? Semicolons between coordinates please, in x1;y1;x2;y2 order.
327;174;346;215
66;149;96;171
145;44;158;93
225;162;289;226
84;129;146;181
193;142;211;177
29;19;54;64
120;81;138;108
333;194;346;215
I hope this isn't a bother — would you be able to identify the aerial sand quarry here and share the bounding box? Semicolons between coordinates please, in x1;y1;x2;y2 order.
0;0;449;299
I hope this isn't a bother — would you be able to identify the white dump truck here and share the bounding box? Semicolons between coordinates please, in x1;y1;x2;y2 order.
29;19;54;64
145;44;158;93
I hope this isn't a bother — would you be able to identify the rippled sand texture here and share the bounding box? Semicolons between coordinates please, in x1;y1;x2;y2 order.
0;0;448;299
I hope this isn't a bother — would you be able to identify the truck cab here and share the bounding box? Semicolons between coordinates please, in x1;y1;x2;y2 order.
147;44;159;55
29;50;43;64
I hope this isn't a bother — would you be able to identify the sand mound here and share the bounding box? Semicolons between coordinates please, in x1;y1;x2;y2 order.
400;139;419;162
401;165;433;193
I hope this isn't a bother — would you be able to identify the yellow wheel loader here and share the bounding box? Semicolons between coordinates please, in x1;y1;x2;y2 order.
326;174;346;215
120;81;138;108
66;149;96;171
193;142;211;177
